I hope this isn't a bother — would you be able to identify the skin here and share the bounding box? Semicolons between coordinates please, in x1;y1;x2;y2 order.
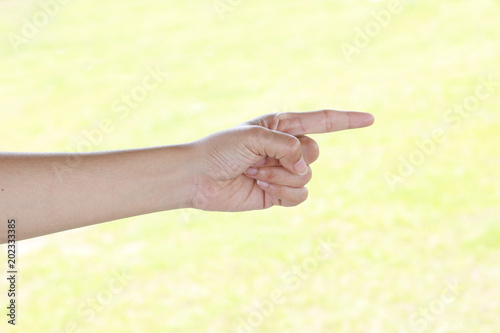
0;110;374;243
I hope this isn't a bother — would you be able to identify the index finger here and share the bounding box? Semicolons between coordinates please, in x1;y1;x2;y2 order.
267;110;374;136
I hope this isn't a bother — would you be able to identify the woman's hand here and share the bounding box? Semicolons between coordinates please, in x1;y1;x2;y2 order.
191;110;374;211
0;109;373;241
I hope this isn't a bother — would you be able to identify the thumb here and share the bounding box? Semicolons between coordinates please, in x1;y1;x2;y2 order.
245;126;308;176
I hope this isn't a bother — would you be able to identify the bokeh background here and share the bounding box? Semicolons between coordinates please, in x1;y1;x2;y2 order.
1;0;499;332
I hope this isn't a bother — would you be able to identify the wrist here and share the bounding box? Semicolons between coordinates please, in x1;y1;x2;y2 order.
179;142;203;210
122;143;201;213
157;142;201;210
186;139;213;211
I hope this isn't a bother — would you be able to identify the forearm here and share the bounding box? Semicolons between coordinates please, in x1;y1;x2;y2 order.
0;144;199;242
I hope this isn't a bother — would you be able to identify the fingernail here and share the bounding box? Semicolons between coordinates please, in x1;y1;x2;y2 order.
246;167;258;176
293;158;308;176
257;180;270;189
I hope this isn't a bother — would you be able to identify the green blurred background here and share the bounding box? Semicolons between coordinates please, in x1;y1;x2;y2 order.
1;0;499;332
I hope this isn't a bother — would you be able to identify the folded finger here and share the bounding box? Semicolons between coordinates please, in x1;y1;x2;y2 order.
252;135;319;167
246;165;312;187
256;182;309;207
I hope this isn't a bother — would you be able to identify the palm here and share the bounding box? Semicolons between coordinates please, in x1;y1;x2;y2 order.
202;174;267;211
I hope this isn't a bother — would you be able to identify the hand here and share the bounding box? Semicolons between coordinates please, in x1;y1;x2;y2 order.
191;110;374;211
0;109;373;241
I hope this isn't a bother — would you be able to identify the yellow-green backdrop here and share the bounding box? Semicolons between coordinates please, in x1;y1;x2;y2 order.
1;0;499;332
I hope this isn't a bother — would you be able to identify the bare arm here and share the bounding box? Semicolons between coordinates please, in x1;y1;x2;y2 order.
0;110;374;243
0;144;199;242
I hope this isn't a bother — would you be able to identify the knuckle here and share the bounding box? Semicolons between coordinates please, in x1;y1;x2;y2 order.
310;140;320;161
301;136;320;163
271;112;289;130
270;185;288;199
284;135;301;152
272;185;284;197
303;167;313;184
322;109;335;132
288;188;308;207
260;168;276;182
299;187;309;203
246;126;272;142
245;125;263;136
